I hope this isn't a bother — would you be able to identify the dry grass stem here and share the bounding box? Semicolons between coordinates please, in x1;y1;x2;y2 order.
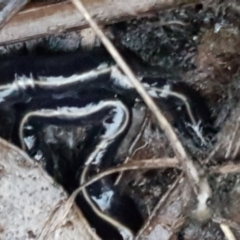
70;0;202;197
115;112;149;185
219;224;237;240
210;163;240;174
213;217;240;231
41;158;181;237
225;119;240;158
135;174;183;239
71;158;181;199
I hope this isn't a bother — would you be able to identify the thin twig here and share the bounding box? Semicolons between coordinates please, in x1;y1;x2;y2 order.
71;0;202;196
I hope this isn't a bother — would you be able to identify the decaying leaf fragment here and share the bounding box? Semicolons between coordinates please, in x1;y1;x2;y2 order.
0;137;99;240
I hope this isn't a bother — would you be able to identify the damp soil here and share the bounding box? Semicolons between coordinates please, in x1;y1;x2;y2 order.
1;1;240;240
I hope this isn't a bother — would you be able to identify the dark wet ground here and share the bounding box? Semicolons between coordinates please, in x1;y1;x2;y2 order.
1;1;240;240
